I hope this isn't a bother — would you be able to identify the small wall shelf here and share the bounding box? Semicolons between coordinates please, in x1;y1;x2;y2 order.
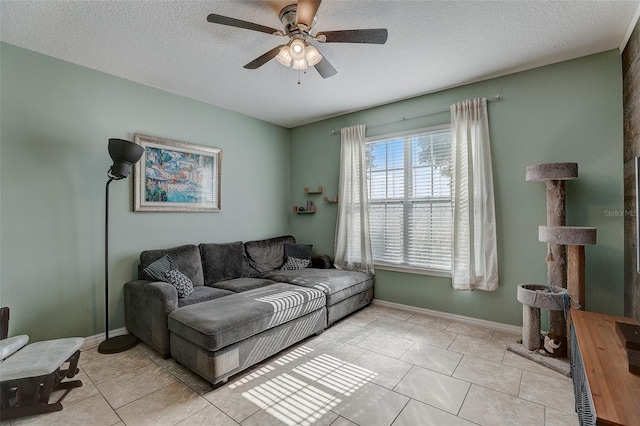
304;186;323;194
295;187;322;214
293;206;316;214
323;196;338;203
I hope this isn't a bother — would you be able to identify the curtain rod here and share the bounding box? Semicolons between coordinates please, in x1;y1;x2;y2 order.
330;95;501;134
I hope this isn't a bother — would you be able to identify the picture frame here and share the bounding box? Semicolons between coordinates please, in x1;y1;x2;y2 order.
133;134;221;212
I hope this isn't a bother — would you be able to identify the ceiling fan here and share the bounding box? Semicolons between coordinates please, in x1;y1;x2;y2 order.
207;0;388;78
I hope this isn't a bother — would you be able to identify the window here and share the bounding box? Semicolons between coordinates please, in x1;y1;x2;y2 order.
366;126;452;274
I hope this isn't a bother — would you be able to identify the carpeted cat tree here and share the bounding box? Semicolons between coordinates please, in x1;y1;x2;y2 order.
508;163;596;376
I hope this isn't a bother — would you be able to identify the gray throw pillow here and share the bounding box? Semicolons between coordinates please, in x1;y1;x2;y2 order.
280;257;311;270
164;269;194;298
284;243;313;260
143;254;174;281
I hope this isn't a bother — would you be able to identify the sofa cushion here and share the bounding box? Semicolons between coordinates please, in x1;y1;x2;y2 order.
199;242;250;286
244;235;295;276
140;245;205;287
168;283;325;351
262;269;374;305
209;277;277;293
177;286;234;308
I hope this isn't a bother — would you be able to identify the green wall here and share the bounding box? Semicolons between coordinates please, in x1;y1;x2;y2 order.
0;43;291;341
290;50;624;326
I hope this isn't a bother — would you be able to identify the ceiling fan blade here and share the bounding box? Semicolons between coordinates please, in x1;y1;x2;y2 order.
317;29;388;44
243;45;285;69
207;14;281;35
296;0;322;28
314;56;337;79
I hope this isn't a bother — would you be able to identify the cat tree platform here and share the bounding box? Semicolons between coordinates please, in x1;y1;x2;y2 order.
538;226;597;246
525;162;578;182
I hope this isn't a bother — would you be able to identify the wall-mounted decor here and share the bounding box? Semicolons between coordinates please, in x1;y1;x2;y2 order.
133;134;221;212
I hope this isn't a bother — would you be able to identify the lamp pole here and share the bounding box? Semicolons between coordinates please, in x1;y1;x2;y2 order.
98;139;143;354
105;175;114;342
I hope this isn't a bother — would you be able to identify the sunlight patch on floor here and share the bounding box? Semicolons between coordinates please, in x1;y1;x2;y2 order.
242;373;340;426
294;353;377;396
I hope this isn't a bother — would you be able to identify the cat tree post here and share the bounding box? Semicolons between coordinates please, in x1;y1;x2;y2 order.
568;245;586;309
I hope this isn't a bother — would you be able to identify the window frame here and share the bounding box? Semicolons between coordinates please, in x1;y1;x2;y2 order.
365;124;452;277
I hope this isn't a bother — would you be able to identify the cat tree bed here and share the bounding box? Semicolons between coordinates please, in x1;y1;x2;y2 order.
517;283;567;352
517;284;567;343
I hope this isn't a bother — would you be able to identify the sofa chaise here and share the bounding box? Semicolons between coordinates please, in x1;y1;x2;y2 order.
124;235;374;387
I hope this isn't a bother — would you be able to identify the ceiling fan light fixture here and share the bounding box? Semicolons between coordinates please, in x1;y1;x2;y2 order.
289;39;306;60
305;44;322;66
275;46;292;66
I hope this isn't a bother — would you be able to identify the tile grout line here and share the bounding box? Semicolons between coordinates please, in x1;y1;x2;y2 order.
387;397;411;426
454;380;474;418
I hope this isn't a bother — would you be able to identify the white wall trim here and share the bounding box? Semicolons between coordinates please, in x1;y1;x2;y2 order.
372;299;522;335
80;327;128;351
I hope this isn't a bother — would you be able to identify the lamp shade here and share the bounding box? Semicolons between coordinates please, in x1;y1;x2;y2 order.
305;45;323;67
275;46;292;67
292;58;308;70
108;138;144;178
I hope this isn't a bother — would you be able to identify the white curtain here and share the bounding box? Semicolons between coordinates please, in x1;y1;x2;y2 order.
450;98;498;291
334;124;375;274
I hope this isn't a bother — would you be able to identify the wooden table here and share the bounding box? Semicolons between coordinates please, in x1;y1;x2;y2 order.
571;310;640;425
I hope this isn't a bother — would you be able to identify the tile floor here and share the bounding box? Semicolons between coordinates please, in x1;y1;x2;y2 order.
2;305;578;426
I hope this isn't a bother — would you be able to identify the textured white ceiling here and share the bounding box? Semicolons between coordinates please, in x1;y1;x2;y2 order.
1;0;639;128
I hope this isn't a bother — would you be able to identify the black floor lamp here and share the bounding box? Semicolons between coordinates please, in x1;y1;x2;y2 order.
98;138;144;354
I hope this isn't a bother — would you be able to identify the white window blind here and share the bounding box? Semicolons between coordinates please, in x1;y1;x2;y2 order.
366;126;452;273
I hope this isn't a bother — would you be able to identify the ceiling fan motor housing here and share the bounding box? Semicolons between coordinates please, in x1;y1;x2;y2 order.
279;4;316;36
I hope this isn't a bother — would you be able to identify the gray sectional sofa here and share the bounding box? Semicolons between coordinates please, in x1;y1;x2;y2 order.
124;235;374;387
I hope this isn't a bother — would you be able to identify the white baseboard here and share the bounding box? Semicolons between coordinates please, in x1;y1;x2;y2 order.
372;299;522;335
81;327;128;351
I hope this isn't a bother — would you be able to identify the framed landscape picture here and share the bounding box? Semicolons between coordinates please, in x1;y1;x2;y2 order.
133;134;221;212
